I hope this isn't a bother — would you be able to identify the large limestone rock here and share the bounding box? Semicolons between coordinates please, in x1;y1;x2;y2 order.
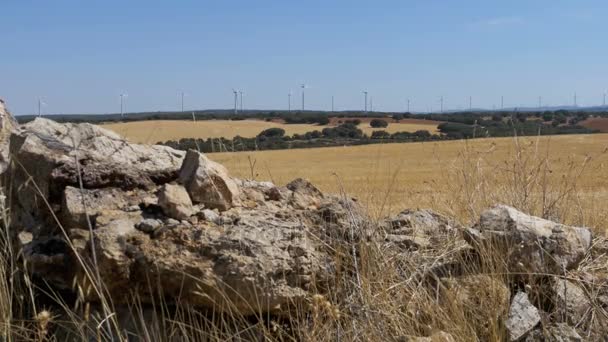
465;205;591;274
506;292;541;341
9;118;184;235
552;279;590;325
178;149;240;211
7;118;360;315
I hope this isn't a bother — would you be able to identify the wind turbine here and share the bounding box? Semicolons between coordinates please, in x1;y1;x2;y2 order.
300;84;307;111
574;92;577;107
469;96;472;111
120;93;128;118
362;91;368;112
232;89;238;114
288;91;292;112
538;96;542;109
370;96;373;112
37;98;47;117
180;92;187;112
604;92;606;107
331;95;334;112
407;98;410;112
440;96;444;113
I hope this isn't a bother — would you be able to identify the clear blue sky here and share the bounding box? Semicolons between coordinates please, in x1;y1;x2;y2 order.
1;0;607;115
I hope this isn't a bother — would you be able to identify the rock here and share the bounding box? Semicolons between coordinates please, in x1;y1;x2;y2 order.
135;218;162;233
464;205;591;275
385;209;462;250
62;186;133;227
0;98;18;174
506;292;541;341
157;184;193;220
179;150;240;211
524;323;582;341
8;118;184;235
442;275;510;340
553;279;590;325
201;209;220;224
286;178;324;209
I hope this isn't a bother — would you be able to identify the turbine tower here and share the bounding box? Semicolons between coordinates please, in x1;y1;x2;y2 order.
288;91;292;112
331;95;334;112
407;98;410;113
120;93;128;118
37;98;46;117
574;92;577;107
440;96;444;113
232;89;238;114
604;92;606;107
538;96;542;109
370;97;373;112
300;84;306;111
501;96;504;110
469;96;472;111
362;91;368;112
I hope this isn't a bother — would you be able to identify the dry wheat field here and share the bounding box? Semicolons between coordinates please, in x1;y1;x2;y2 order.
211;134;608;227
101;119;440;144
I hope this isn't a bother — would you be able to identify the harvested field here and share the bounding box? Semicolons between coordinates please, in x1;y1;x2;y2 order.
211;134;608;224
101;118;441;144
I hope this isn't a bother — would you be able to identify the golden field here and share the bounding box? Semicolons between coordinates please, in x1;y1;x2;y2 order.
101;119;440;144
211;134;608;226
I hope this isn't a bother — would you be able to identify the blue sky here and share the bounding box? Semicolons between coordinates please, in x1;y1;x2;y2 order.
1;0;607;115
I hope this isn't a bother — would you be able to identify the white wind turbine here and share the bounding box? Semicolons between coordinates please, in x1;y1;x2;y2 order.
232;89;238;114
37;97;47;117
119;93;128;118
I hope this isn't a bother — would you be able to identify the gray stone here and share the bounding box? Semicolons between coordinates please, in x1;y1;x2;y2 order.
465;205;591;274
157;183;194;220
179;150;240;211
135;219;162;233
506;292;541;341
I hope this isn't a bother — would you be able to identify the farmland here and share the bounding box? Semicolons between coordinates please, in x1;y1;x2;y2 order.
211;133;608;224
101;118;441;144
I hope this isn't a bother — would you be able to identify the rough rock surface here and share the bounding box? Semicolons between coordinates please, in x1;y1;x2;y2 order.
465;205;592;274
179;149;240;210
0;98;18;174
506;292;541;341
7;116;361;314
552;279;590;325
524;323;582;342
157;183;193;220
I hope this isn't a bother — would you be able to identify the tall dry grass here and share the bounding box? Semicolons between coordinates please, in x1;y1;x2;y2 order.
0;133;607;341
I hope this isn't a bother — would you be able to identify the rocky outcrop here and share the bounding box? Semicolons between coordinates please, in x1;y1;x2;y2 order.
465;205;592;275
7;115;357;315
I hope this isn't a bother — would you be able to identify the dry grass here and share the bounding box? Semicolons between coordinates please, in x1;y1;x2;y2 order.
101;119;440;144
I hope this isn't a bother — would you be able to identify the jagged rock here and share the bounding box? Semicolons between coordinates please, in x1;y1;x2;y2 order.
524;323;582;341
553;279;590;325
157;183;193;220
62;186;142;228
385;209;462;251
201;208;220;224
287;178;324;209
0;98;18;174
464;205;591;275
9;118;184;236
179;149;240;211
506;292;541;341
442;275;510;340
135;218;162;233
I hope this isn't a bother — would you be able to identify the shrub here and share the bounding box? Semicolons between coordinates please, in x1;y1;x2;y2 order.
370;119;388;128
